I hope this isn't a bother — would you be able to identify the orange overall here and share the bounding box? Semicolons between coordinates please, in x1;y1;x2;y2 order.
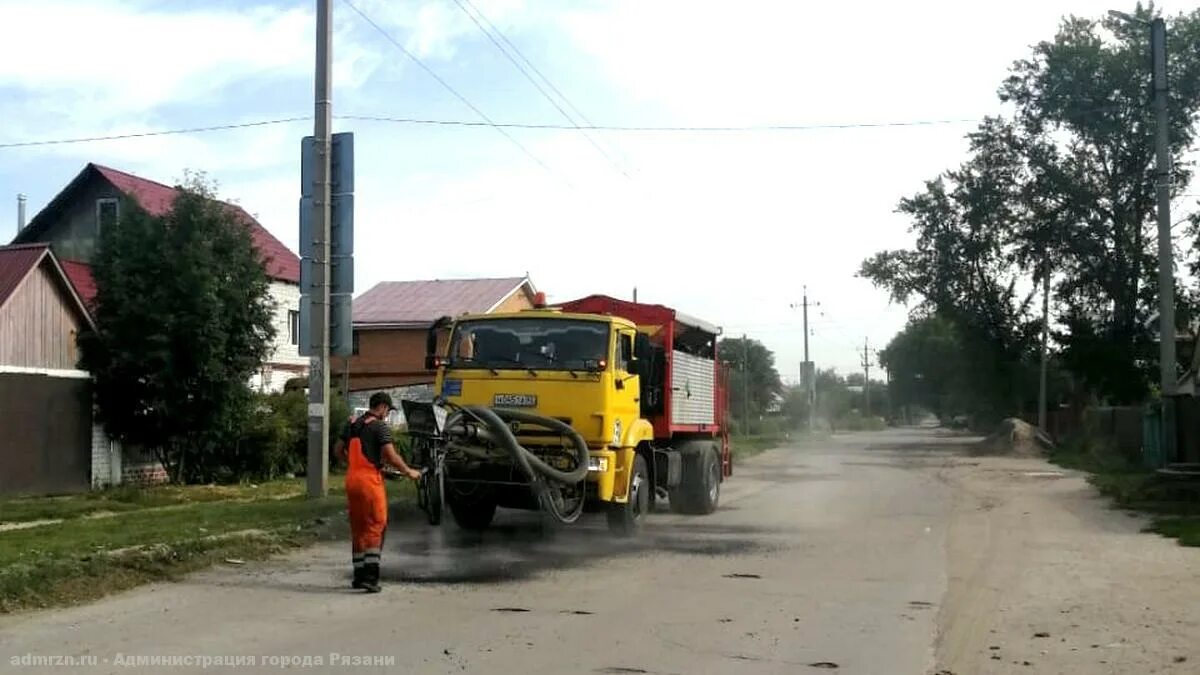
345;418;388;582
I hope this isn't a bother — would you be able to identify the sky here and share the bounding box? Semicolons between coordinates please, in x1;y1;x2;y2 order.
0;0;1179;379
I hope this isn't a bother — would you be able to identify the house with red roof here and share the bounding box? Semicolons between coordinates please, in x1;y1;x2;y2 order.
0;243;123;495
340;276;538;393
12;163;306;392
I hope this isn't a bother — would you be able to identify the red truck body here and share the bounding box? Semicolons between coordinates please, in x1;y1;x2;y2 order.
558;295;732;477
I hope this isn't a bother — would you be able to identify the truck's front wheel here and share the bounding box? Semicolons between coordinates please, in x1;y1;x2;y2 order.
607;454;649;535
670;443;720;515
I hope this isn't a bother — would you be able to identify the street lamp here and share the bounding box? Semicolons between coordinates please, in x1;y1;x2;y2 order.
1110;9;1176;462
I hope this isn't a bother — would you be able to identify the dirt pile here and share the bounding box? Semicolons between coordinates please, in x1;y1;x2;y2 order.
975;418;1054;457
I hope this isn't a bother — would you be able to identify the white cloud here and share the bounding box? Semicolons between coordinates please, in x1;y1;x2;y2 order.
0;1;309;114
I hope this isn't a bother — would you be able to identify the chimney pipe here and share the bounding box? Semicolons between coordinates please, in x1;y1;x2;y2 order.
17;193;27;231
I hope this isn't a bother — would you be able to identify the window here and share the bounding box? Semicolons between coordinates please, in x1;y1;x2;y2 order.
288;310;300;346
96;198;119;232
617;332;633;373
448;318;610;371
352;330;360;356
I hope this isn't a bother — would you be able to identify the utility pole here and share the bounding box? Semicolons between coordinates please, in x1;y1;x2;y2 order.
790;289;819;430
306;0;333;498
1151;16;1178;463
742;333;750;436
865;339;870;418
1038;254;1050;431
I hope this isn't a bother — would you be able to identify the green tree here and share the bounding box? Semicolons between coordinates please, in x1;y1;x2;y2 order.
79;174;276;483
719;336;783;430
864;4;1200;410
880;314;971;420
998;4;1200;402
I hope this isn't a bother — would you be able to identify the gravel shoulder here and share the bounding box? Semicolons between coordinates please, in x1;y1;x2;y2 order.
935;453;1199;674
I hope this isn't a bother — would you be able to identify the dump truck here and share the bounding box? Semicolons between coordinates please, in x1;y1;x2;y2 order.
404;294;729;534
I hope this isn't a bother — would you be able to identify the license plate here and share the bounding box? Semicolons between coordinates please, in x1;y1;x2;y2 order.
493;393;537;407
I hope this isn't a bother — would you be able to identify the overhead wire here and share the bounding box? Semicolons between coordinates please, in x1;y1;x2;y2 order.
0;117;309;149
448;0;631;180
0;115;993;150
341;0;568;186
339;114;980;133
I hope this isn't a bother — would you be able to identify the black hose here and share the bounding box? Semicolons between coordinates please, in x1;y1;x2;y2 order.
445;405;590;523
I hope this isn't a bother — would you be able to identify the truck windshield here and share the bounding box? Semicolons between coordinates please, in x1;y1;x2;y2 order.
448;319;610;372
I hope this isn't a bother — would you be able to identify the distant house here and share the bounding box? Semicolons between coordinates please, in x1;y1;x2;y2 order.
0;244;114;495
11;163;305;392
339;276;538;394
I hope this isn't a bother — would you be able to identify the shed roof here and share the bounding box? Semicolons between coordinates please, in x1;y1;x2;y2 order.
0;243;95;329
353;277;533;327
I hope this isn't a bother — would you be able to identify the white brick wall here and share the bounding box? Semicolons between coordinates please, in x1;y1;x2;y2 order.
268;281;307;368
253;281;307;393
90;424;112;488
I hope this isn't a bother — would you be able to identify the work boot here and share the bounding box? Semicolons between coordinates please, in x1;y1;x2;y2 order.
352;566;366;590
362;563;382;593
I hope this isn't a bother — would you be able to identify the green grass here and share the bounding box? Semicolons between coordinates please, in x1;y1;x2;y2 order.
1049;439;1200;546
0;478;414;613
0;479;313;524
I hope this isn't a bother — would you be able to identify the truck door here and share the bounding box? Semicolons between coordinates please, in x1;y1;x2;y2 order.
612;329;640;446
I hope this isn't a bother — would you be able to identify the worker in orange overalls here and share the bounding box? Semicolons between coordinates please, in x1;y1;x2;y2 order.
335;392;421;593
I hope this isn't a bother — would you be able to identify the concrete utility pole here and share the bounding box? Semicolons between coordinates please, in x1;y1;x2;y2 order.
790;289;819;430
1108;10;1177;460
1151;17;1175;401
1038;254;1050;431
865;342;871;418
742;333;750;435
306;0;333;498
17;194;27;232
1149;17;1178;465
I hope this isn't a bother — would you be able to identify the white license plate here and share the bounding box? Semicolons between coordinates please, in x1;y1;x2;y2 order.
493;393;537;407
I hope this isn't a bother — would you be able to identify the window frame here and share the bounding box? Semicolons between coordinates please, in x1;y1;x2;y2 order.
288;309;300;346
95;198;119;233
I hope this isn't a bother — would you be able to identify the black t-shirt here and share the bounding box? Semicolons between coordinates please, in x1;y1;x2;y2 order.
342;414;393;470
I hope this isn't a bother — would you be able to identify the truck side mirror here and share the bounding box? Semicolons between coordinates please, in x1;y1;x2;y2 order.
425;316;452;370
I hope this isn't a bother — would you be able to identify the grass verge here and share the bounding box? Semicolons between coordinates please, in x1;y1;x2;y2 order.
1049;440;1200;547
0;478;414;613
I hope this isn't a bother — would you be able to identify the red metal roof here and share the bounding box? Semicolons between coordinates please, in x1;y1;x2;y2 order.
60;259;97;309
0;243;50;308
353;277;531;326
91;165;300;283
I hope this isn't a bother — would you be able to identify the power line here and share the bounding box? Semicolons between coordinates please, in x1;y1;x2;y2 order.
341;114;980;133
0;114;991;151
458;0;631;168
448;0;630;180
0;117;309;149
341;0;566;184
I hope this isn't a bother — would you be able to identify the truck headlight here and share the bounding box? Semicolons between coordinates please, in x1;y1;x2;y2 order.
587;456;609;472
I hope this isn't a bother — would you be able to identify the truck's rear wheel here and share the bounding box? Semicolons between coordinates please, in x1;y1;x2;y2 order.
607;454;649;535
448;496;497;531
670;443;720;515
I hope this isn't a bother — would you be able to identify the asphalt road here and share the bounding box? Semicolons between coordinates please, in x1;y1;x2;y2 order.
0;429;956;674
